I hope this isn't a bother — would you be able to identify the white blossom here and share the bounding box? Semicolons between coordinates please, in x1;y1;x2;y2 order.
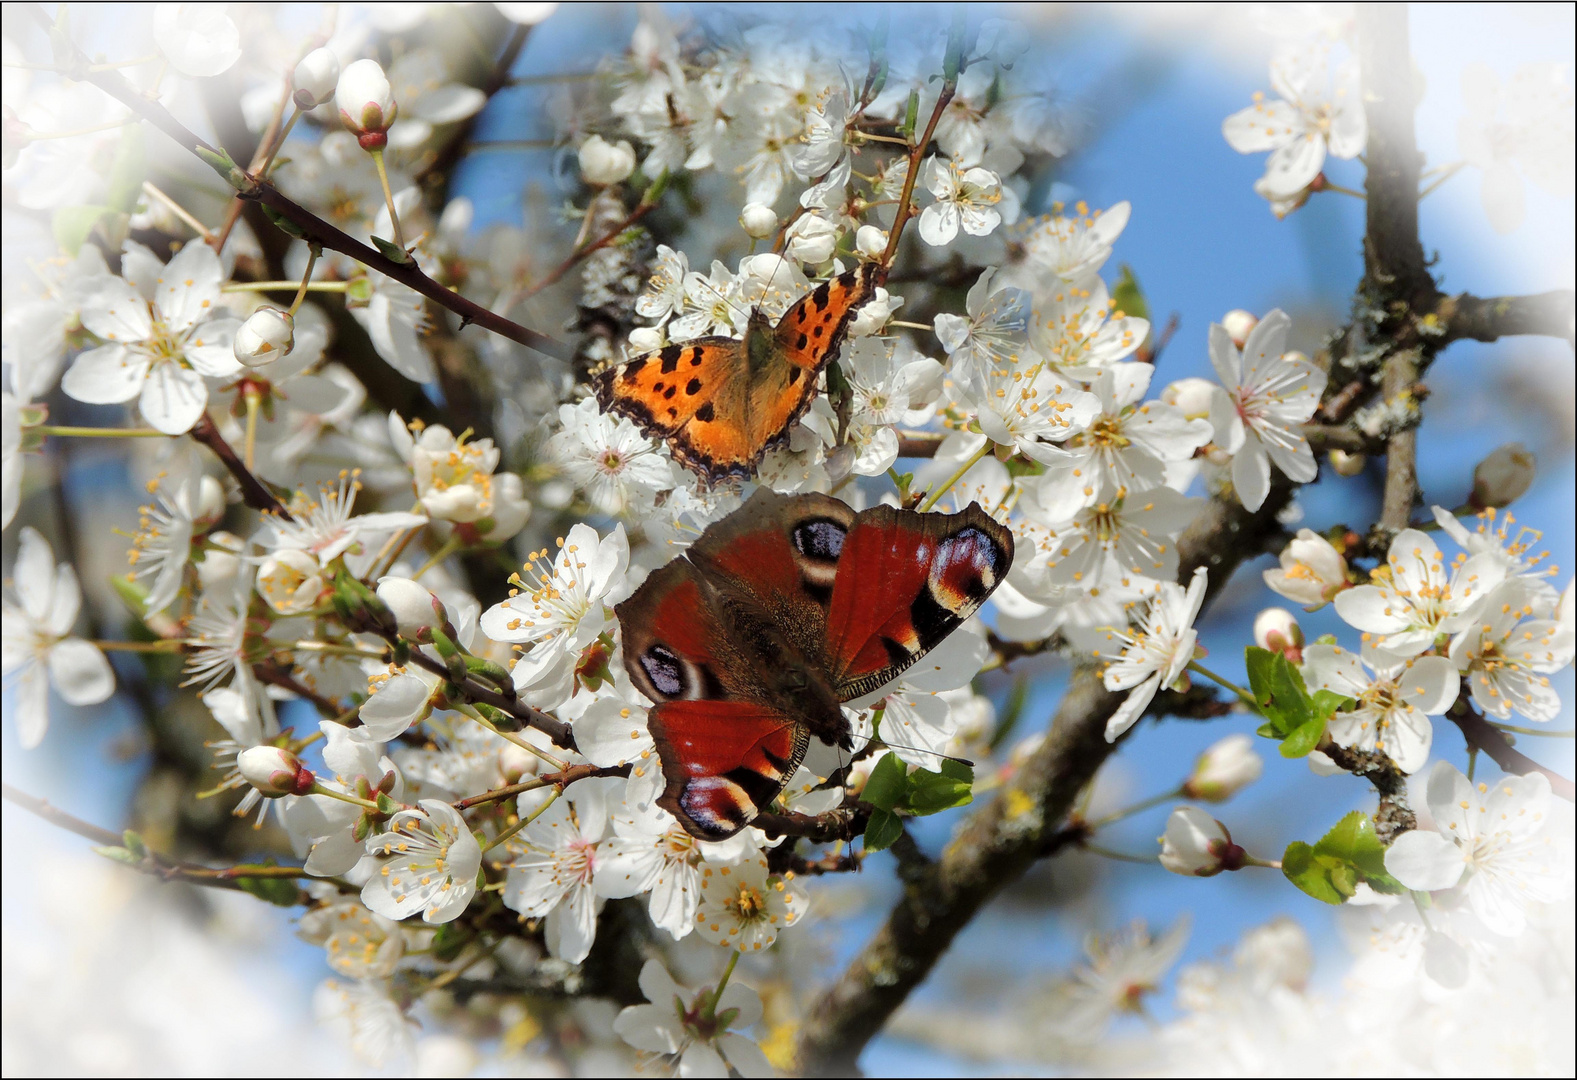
1448;581;1574;722
1385;761;1572;937
362;800;482;925
1264;527;1350;609
1222;51;1365;199
502;778;616;963
547;398;674;516
1207;308;1325;511
1457;62;1575;234
1302;644;1460;774
1098;568;1208;741
918;158;1005;246
694;853;807;952
1334;527;1504;658
613;960;773;1078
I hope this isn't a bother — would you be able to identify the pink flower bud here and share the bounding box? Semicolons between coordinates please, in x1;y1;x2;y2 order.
376;576;448;638
1183;734;1263;802
292;48;341;110
1159;806;1245;876
336;59;398;150
1221;309;1258;349
238;746;313;797
1253;607;1304;663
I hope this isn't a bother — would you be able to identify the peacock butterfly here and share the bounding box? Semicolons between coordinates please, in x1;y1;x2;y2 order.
615;488;1014;841
594;262;885;484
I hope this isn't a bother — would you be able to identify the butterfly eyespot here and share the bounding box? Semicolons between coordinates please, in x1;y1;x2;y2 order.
640;643;688;698
792;518;847;562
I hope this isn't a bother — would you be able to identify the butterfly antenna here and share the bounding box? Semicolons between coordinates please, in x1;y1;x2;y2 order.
853;732;974;770
689;271;755;326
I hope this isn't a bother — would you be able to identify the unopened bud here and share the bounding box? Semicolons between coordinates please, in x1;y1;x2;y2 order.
1183;734;1263;802
1159;806;1245;876
784;213;838;265
238;746;313;797
293;48;341;110
1328;448;1366;476
376;576;448;638
337;58;398;151
499;741;542;784
234;306;295;367
193;475;226;528
578;134;635;185
739;202;779;239
1253;607;1304;663
1470;443;1535;510
627;326;663;353
855;225;888;258
1161;377;1221;421
1221;309;1257;349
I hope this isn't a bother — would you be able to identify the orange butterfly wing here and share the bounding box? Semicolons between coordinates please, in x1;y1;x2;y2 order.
594;262;885;483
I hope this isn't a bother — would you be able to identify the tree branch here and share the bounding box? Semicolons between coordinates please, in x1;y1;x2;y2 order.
1438;290;1577;347
26;6;571;363
794;481;1293;1075
190;415;291;519
1450;703;1576;802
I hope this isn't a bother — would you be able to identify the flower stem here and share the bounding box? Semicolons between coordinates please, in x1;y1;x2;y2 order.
289;243;322;316
1418;160;1465;200
1321;182;1367;199
243;386;262;470
90;638;184;653
308;783;381;812
1085;786;1186;830
460;706;569;772
257;107;302;178
1239;853;1282;870
413;535;463;581
919;441;992;512
141;181;215;242
35;425;169;439
1490;722;1574;738
222;280;348;295
706;950;742;1019
1081;842;1157;865
1186;661;1258;708
482;787;560;853
370;148;407;252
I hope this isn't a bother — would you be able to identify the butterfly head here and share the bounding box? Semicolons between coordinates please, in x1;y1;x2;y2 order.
763;659;849;749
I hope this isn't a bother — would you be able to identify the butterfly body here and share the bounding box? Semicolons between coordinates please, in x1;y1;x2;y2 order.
595;263;884;484
615;489;1014;840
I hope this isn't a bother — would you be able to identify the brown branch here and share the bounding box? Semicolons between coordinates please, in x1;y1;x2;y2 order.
752;807;865;844
2;783;124;846
1377;348;1420;536
189;415;291;519
1450;703;1576;802
25;7;571;364
1438;290;1576;347
897;431;946;458
794;481;1294;1075
398;643;577;751
253;662;343;717
518;197;657;303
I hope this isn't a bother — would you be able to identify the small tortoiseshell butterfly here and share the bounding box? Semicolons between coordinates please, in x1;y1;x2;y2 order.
594;262;885;483
615;488;1014;841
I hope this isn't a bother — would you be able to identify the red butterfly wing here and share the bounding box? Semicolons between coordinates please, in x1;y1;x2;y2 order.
825;503;1015;701
648;700;810;840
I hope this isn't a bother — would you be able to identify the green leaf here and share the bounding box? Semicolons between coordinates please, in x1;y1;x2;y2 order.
1314;810;1404;893
1254;719;1280;739
1111;264;1151;324
860;752;908;811
371;235;412;264
905;763;974;816
121;830;148;859
863;807;904;852
105;125;145;214
235;875;302;907
92;844;141;867
1279;715;1327;758
1244;646;1315;736
261;204;308;239
52;204;115;255
431;921;472;961
1281;841;1345;904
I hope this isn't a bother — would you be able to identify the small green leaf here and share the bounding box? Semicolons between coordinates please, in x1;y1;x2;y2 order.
121;830;148;859
1244;646;1315;736
431;921;472;961
863;807;904;852
861;752;908;811
905;763;973;816
1254;720;1280;739
371;235;412;264
92;844;141;867
1279;715;1327;758
235;875;302;907
1111;264;1151;324
1314;810;1404;893
1281;841;1344;904
261;204;308;239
